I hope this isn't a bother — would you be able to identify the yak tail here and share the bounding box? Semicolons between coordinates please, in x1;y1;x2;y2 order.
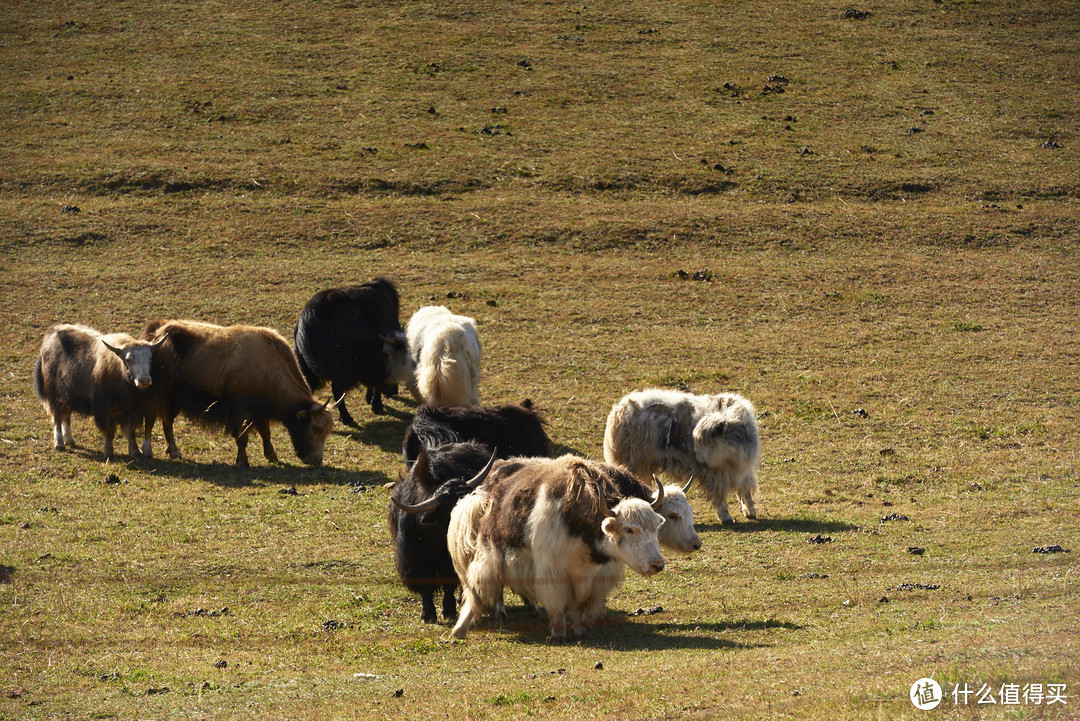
32;356;45;402
420;354;478;406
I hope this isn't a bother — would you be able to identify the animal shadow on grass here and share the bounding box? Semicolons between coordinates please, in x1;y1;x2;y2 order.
498;612;795;650
339;405;414;456
118;454;392;489
697;517;860;535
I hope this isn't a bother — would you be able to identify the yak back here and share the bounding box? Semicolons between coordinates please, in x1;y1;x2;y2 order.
480;455;614;565
402;400;550;466
293;279;402;391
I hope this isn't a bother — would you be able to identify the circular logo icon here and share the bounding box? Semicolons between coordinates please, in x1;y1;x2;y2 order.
910;678;942;710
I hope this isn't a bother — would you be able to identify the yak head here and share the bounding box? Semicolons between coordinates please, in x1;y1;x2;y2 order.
101;335;167;389
379;330;415;387
285;399;335;466
600;476;667;577
392;450;497;526
654;476;702;554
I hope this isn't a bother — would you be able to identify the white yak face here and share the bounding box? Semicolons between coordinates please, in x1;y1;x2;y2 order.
654;488;702;554
602;499;666;577
103;340;157;389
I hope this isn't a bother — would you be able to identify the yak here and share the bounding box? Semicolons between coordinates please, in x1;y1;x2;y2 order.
142;319;334;467
604;388;761;524
405;305;480;407
293;278;413;427
389;443;497;623
401;400;550;468
449;455;667;641
33;324;166;460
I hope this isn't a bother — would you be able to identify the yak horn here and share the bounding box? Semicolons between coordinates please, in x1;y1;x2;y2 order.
651;474;666;509
100;340;123;356
466;449;498;490
598;492;617;519
681;476;694;494
150;333;168;348
392;495;441;515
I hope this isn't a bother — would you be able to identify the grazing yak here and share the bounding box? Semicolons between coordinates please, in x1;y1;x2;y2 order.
389;443;497;623
401;400;550;468
142;319;334;467
33;324;167;460
449;455;667;641
293;278;413;427
604;388;761;524
405;305;480;407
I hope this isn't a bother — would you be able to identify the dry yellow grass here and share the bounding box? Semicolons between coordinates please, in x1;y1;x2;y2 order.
1;1;1078;719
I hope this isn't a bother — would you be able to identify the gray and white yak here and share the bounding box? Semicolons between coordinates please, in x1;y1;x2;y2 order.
604;388;761;524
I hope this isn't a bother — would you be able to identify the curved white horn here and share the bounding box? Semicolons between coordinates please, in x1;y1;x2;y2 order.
598;492;617;519
681;476;694;494
392;495;441;515
100;339;123;356
466;449;498;490
651;474;666;509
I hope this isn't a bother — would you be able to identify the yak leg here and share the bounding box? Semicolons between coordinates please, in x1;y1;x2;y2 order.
441;584;458;620
738;471;759;520
452;588;483;639
451;546;502;639
419;588;438;624
332;382;358;426
254;419;278;463
141;415;154;458
122;422;139;457
101;421;116;461
51;408;69;450
713;497;734;525
703;472;735;524
365;385;385;416
161;415;181;459
235;430;251;468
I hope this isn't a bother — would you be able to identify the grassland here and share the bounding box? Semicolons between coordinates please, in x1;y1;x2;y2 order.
1;1;1078;719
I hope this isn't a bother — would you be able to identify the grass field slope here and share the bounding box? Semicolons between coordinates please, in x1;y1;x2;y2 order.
1;1;1077;719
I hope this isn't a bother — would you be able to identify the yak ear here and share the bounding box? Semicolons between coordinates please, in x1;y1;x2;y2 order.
296;408;310;421
601;516;622;538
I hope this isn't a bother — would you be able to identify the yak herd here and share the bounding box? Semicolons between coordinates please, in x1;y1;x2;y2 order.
32;277;762;641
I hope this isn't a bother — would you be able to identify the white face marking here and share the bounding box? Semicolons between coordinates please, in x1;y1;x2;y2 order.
606;500;666;576
105;341;155;389
656;489;702;554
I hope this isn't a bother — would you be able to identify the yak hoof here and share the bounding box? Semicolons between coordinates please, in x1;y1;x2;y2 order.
721;518;735;526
